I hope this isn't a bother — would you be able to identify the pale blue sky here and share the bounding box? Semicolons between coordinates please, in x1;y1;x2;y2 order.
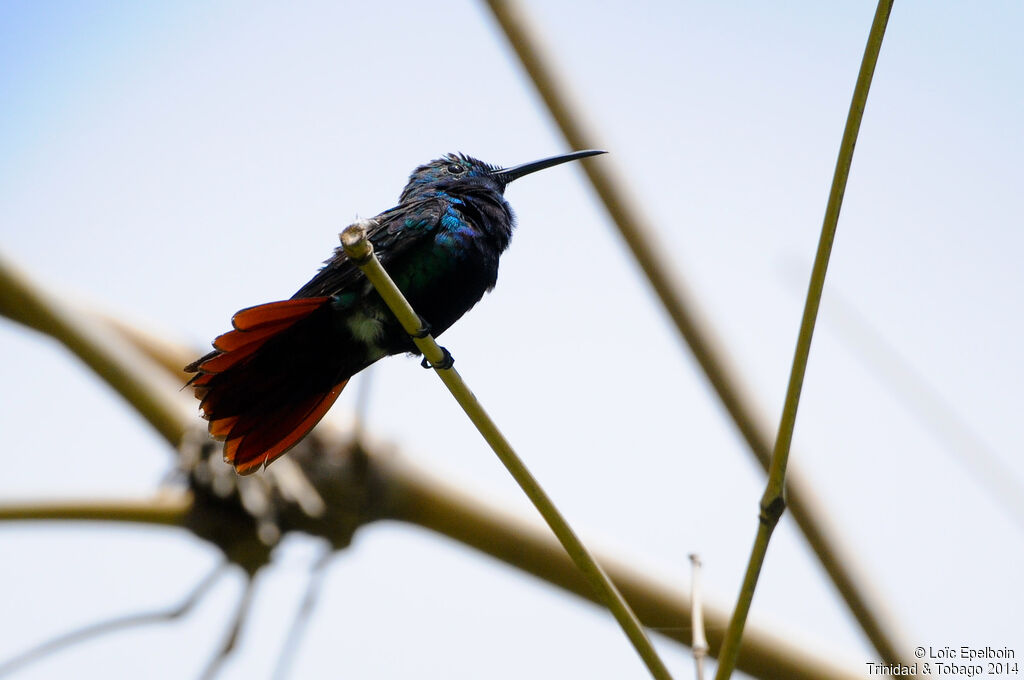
2;2;1022;678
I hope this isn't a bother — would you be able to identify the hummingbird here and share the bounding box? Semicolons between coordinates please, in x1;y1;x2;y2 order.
186;149;605;475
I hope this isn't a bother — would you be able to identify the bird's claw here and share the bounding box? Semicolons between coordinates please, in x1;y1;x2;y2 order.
411;317;433;339
421;347;454;370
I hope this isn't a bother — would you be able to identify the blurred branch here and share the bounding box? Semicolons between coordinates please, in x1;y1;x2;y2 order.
99;310;196;383
271;548;334;680
341;222;672;680
0;262;863;680
0;252;192;446
716;3;894;676
0;563;224;677
785;263;1024;533
689;555;708;680
387;457;862;680
0;453;863;679
483;0;909;666
0;494;191;526
199;574;256;680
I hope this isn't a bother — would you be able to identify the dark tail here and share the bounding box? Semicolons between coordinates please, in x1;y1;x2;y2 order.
185;297;349;475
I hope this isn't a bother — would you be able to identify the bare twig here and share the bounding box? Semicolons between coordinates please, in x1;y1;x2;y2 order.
351;368;375;447
341;220;674;679
198;574;256;680
0;563;224;677
714;3;895;678
271;549;335;680
482;0;909;666
689;555;708;680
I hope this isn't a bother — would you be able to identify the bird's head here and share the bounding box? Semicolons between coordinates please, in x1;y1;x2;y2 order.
398;150;605;204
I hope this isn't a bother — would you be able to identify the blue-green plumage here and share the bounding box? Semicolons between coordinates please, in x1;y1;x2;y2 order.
185;150;604;473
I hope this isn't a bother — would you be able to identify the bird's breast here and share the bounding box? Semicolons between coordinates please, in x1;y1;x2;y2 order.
382;223;498;337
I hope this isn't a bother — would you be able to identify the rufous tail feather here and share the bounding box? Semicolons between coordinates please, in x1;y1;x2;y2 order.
185;297;349;474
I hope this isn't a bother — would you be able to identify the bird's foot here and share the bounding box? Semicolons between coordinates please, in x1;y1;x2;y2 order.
411;317;433;339
420;347;454;370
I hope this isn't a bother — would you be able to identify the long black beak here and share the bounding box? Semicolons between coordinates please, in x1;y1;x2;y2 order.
491;149;606;184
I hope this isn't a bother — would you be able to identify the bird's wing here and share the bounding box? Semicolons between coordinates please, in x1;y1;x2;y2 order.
291;198;444;298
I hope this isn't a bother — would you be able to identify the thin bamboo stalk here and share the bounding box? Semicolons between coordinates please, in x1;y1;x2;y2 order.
340;220;674;680
482;0;909;666
386;456;865;680
714;3;895;678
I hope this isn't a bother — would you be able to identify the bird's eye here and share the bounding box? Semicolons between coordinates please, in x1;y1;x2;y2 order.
447;163;465;175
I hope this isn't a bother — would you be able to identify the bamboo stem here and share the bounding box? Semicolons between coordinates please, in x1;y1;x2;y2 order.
713;2;895;678
341;220;674;680
482;0;909;666
385;455;865;680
